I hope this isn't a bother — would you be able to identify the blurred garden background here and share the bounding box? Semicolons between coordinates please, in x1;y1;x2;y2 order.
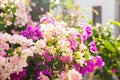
0;0;120;80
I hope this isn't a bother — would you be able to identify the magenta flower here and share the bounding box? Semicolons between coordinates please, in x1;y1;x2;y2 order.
21;25;42;40
90;41;98;53
36;69;52;79
41;51;52;62
40;16;48;23
80;67;87;75
10;69;26;80
36;72;50;80
40;16;56;25
95;56;105;68
81;25;92;42
41;69;52;77
73;63;81;71
85;26;92;37
86;60;96;72
69;38;77;51
81;32;87;42
111;68;117;74
60;56;71;63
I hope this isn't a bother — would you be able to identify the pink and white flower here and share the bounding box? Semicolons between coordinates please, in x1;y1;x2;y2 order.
67;69;82;80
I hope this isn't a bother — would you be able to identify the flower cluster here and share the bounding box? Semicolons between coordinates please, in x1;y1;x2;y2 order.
0;0;30;33
0;0;9;9
80;56;104;75
0;1;104;79
0;33;34;79
14;0;30;27
21;24;42;40
40;15;56;24
10;69;26;80
81;24;92;42
20;15;104;80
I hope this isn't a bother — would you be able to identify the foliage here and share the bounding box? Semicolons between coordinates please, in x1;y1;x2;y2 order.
109;20;120;27
92;25;120;80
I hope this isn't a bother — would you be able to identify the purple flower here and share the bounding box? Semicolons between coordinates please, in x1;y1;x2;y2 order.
36;71;50;80
95;56;105;68
32;26;42;40
46;55;52;62
81;33;87;42
90;41;98;53
40;16;56;25
10;69;26;80
73;63;81;71
21;25;42;40
86;60;95;72
37;69;52;78
42;69;52;77
40;16;48;23
42;51;52;62
21;30;29;38
60;56;71;63
80;60;96;75
69;38;77;51
85;26;92;37
81;25;92;42
80;67;87;75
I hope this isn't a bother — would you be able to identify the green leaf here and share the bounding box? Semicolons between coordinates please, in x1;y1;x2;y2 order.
11;7;17;13
47;38;58;47
76;37;81;42
0;17;4;24
85;51;90;60
0;20;4;24
13;44;21;49
74;51;80;59
38;65;46;70
54;60;63;70
88;19;93;25
104;41;115;52
109;20;120;27
47;39;53;47
0;24;5;31
62;0;74;9
50;2;57;9
6;49;14;56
